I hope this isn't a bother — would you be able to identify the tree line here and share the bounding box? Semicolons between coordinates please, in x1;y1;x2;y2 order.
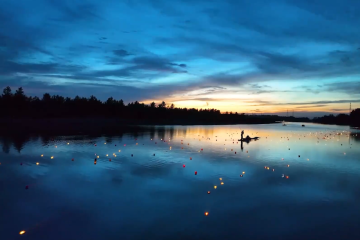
0;86;275;124
313;109;360;126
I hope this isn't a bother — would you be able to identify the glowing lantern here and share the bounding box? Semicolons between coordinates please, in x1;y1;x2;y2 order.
190;157;192;160
207;191;210;194
104;143;106;144
124;144;126;146
272;169;275;171
41;155;43;157
36;162;39;165
106;154;108;157
240;175;243;177
201;148;203;151
183;164;185;168
242;171;245;174
97;156;99;158
51;156;54;159
214;186;217;189
119;150;121;152
266;167;270;170
136;143;138;145
287;165;290;167
19;231;26;235
286;176;289;179
264;166;267;169
67;143;69;145
195;171;197;175
221;182;224;185
219;178;222;180
205;212;209;216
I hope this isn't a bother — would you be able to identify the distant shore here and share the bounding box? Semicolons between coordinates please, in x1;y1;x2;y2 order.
0;117;279;134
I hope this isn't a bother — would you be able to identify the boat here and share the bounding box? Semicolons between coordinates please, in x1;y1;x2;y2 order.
282;121;286;126
302;124;305;127
238;137;260;142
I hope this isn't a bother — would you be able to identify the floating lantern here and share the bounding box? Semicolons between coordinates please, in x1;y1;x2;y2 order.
119;150;121;152
201;148;203;151
106;154;108;157
97;156;99;158
195;171;197;175
183;164;185;168
214;186;217;189
36;162;39;165
94;144;97;146
219;178;222;181
190;157;192;160
240;175;243;177
205;212;209;216
264;166;267;169
242;171;245;174
19;231;26;235
221;182;224;185
266;167;270;170
124;144;126;146
67;143;69;145
287;165;290;167
207;191;211;194
136;143;138;145
272;169;275;171
51;156;54;159
25;186;29;189
286;176;289;179
41;154;43;157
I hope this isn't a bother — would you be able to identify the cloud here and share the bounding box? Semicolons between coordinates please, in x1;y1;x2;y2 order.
0;0;360;116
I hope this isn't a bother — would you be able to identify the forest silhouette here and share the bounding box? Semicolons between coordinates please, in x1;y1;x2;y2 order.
0;86;358;128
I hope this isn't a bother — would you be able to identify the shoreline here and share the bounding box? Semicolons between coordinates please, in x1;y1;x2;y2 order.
0;117;279;134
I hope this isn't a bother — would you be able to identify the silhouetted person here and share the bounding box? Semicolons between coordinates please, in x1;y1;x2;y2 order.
241;141;244;151
241;130;244;140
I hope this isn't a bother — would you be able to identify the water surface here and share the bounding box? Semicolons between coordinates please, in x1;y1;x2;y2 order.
1;123;360;240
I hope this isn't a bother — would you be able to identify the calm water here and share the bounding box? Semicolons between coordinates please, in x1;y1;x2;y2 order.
1;123;360;240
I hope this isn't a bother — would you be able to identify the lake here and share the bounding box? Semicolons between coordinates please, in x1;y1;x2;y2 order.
1;122;360;240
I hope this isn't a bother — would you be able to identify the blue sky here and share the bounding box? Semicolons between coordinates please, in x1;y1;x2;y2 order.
0;0;359;117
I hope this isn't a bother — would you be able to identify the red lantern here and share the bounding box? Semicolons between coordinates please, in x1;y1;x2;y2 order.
124;144;126;146
195;171;197;175
183;164;185;168
207;191;210;194
240;175;243;177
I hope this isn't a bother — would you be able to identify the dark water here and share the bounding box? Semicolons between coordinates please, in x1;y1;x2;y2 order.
1;123;360;240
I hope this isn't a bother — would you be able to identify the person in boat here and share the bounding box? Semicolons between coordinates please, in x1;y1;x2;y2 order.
245;135;251;141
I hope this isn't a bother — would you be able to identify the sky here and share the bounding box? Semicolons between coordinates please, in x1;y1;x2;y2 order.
0;0;360;117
